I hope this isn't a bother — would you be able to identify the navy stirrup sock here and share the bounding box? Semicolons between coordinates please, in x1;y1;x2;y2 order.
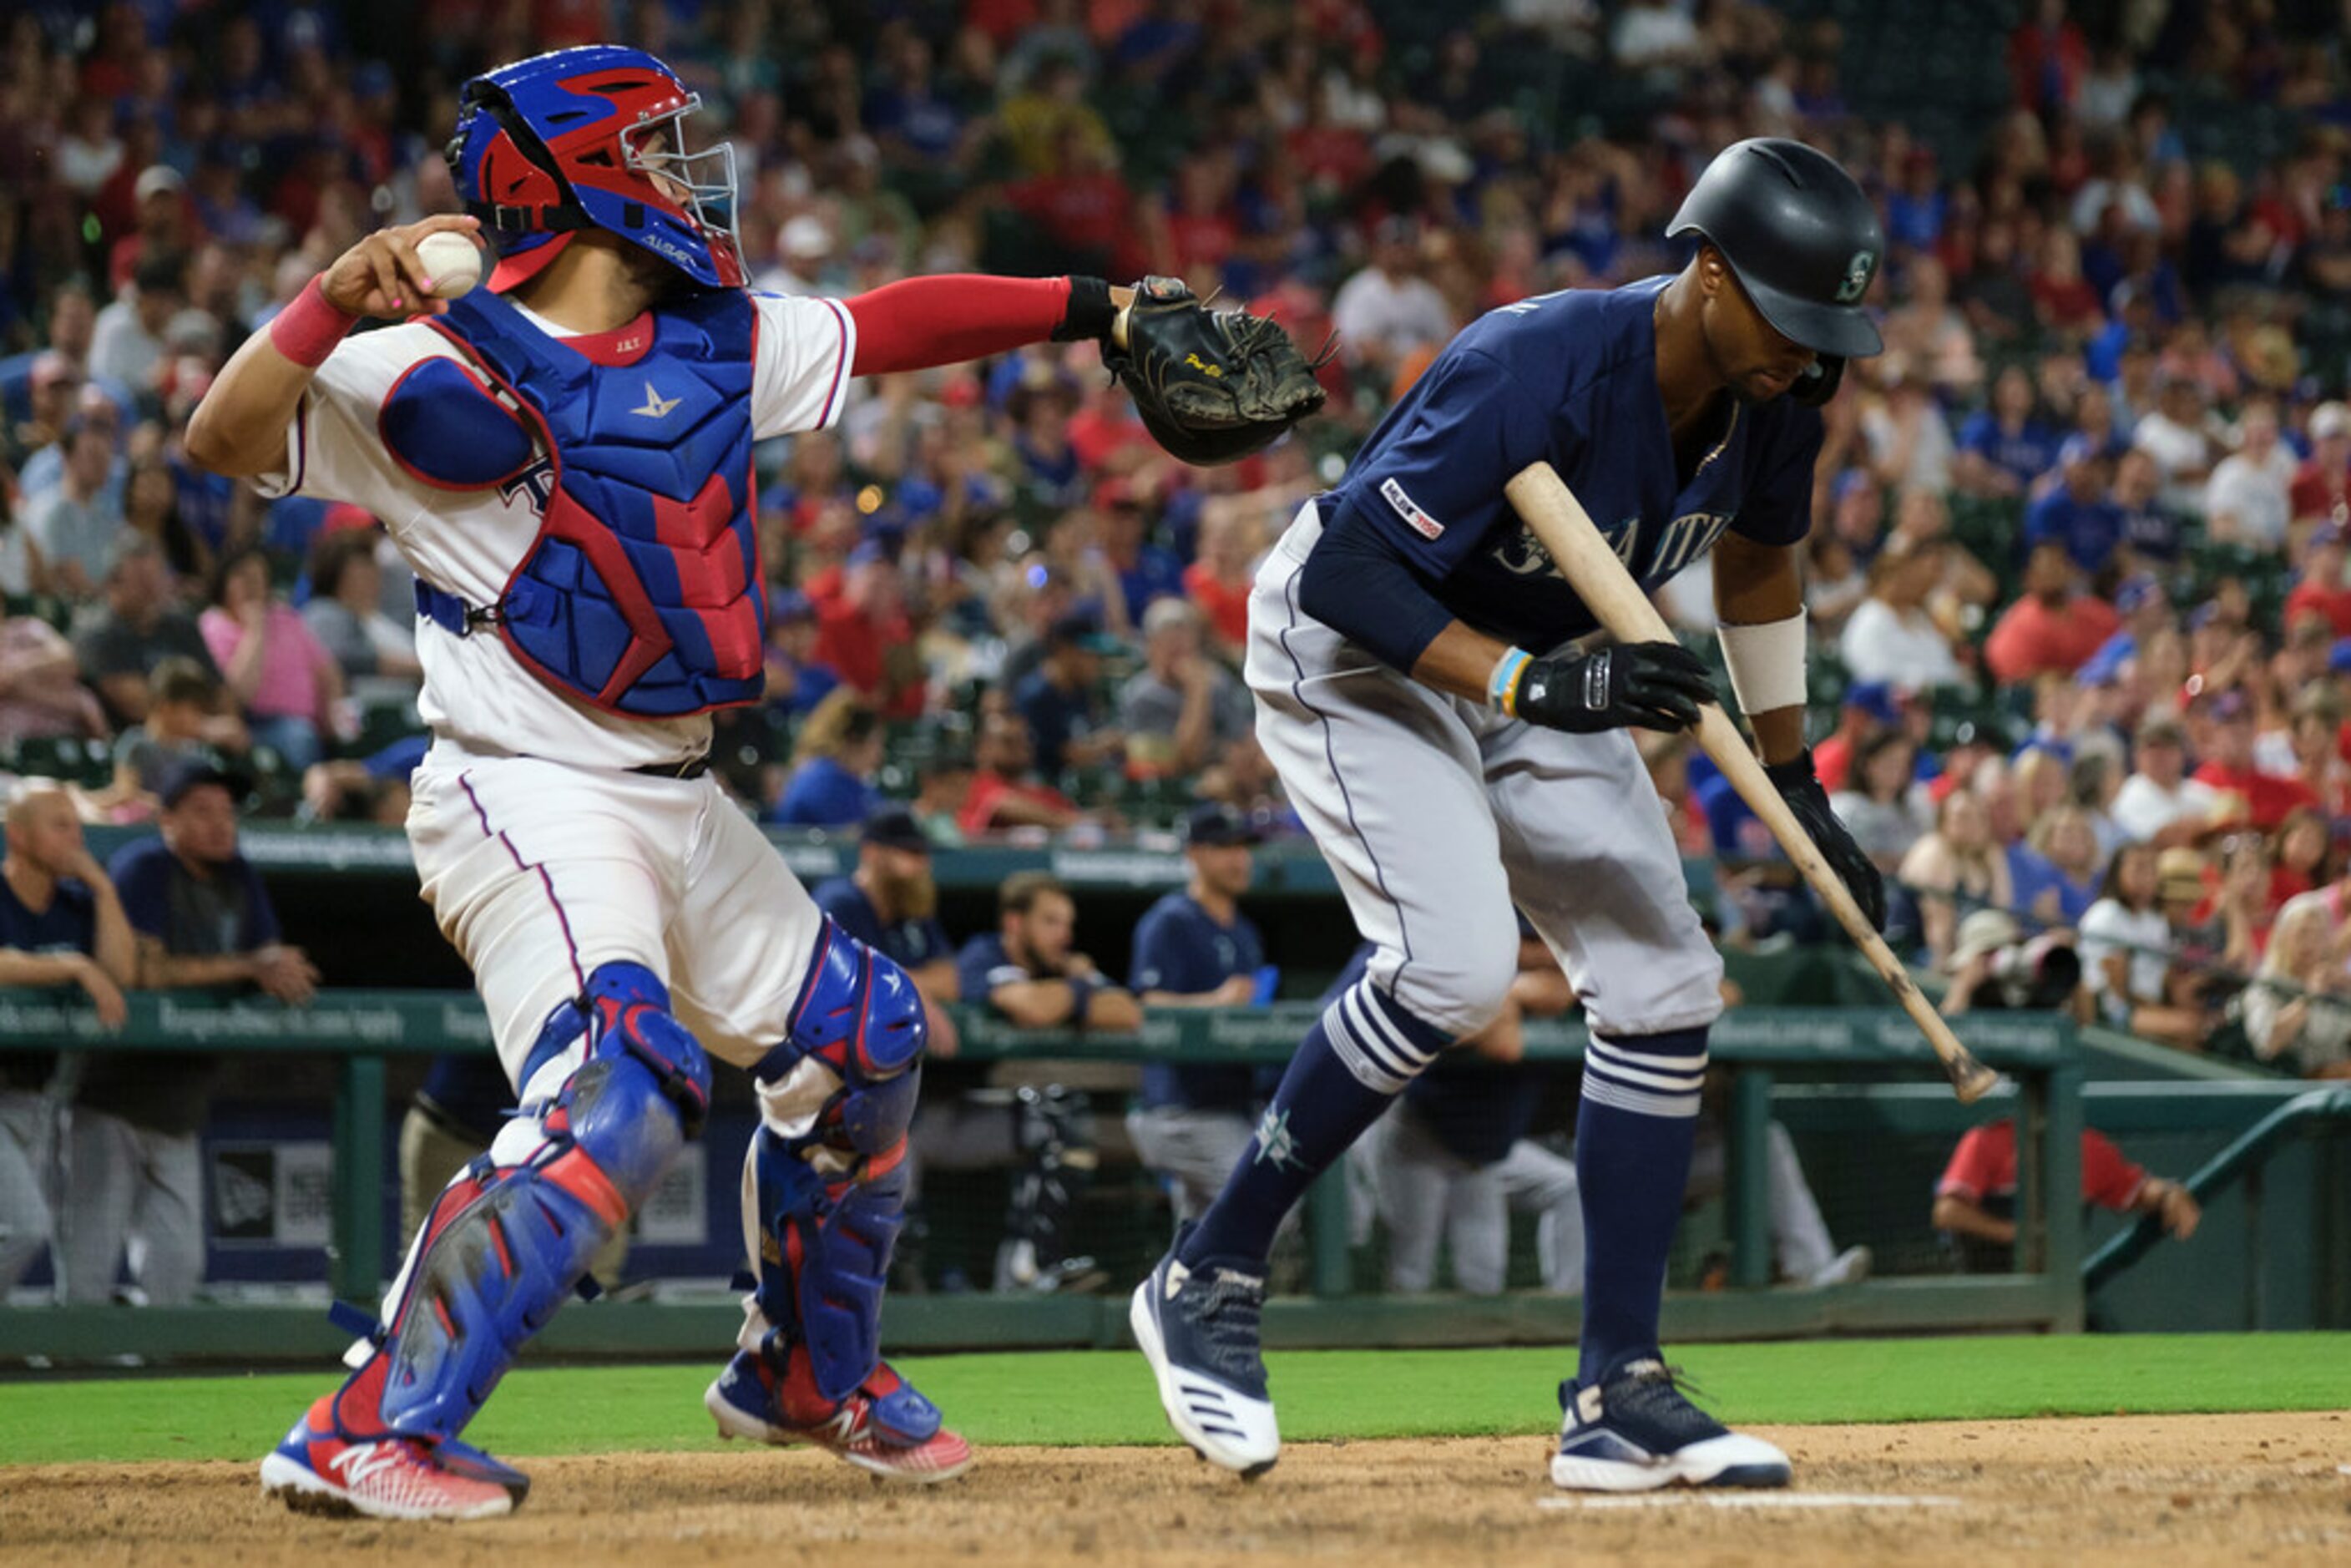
1573;1025;1709;1383
1180;977;1450;1268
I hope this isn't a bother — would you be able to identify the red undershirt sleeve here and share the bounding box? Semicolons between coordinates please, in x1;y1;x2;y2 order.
843;275;1074;376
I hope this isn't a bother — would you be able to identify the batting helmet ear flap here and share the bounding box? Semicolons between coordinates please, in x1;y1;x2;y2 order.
1790;355;1845;407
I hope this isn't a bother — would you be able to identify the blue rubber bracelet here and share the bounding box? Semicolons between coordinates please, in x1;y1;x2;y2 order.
1489;647;1533;716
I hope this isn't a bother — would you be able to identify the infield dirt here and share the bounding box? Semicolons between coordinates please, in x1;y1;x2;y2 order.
3;1411;2345;1566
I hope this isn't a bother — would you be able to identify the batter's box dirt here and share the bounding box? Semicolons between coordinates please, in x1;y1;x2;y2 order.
3;1413;2345;1567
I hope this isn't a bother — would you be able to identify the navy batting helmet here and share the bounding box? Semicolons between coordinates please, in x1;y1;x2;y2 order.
1668;138;1884;361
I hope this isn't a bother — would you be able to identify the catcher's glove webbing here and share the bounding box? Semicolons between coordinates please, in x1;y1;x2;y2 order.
1104;276;1331;466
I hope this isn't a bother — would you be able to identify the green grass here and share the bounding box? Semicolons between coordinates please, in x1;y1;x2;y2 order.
4;1335;2345;1467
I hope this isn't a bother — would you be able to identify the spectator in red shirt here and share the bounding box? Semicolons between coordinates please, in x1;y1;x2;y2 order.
2289;402;2351;529
2192;689;2319;831
958;710;1084;837
1812;682;1900;795
1182;508;1257;657
1932;1118;2198;1273
2284;524;2351;639
2006;0;2089;114
813;540;924;721
1984;542;2122;685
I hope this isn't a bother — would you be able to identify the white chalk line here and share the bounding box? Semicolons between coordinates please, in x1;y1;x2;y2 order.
1542;1495;1965;1514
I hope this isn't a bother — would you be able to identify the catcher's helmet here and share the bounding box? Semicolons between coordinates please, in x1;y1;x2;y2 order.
447;45;744;292
1668;138;1883;360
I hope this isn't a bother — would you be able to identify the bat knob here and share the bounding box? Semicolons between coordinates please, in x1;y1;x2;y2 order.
1948;1053;2006;1105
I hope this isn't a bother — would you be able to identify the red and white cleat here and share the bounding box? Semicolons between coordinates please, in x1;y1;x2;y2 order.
260;1387;529;1521
707;1349;973;1483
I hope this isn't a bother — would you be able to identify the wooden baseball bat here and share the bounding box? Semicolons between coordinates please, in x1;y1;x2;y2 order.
1504;461;2004;1105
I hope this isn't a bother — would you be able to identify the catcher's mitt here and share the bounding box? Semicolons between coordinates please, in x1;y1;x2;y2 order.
1105;277;1332;467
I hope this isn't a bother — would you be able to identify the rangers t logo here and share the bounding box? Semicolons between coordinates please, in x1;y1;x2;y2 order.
1381;477;1444;540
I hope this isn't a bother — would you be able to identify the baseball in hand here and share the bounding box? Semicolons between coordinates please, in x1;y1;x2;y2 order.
417;231;483;300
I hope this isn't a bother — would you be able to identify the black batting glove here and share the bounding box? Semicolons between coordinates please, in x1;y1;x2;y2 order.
1513;642;1716;735
1764;747;1888;931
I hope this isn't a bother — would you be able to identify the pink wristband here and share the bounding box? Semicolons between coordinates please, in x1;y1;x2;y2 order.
268;277;361;368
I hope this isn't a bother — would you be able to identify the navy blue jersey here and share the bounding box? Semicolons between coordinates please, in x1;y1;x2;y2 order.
0;875;98;960
1130;890;1266;1113
811;876;953;973
0;875;99;1091
1317;277;1823;650
955;933;1032;1004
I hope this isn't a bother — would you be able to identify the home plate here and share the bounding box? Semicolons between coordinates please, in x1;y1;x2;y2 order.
1540;1493;1962;1511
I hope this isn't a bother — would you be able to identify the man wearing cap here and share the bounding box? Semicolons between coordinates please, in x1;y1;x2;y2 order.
60;762;318;1305
1126;805;1276;1223
1016;612;1125;778
2290;401;2351;530
2111;716;2223;847
1984;541;2121;686
109;165;190;296
2025;434;2125;578
810;805;962;1058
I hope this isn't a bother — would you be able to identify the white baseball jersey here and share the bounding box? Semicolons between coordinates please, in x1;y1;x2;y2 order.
255;291;857;769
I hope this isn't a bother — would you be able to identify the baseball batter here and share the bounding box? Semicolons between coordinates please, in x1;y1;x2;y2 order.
1132;138;1891;1492
181;45;1315;1523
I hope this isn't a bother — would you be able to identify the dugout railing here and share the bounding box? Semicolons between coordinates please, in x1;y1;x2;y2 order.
0;988;2085;1367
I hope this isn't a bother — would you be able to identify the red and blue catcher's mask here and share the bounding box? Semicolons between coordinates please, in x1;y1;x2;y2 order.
447;45;746;292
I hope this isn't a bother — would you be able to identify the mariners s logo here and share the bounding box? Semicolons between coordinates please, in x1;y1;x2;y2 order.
1834;249;1875;304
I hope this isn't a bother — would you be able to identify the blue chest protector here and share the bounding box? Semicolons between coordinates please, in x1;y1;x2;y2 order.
415;288;766;718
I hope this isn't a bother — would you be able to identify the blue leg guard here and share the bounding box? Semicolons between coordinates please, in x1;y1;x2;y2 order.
736;920;933;1433
331;963;711;1447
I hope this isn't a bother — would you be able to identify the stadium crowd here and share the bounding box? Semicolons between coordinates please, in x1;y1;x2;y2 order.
0;0;2349;1080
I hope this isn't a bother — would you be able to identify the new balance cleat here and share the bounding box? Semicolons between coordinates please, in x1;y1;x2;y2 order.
260;1388;528;1522
1550;1354;1791;1492
707;1348;973;1483
1130;1237;1279;1478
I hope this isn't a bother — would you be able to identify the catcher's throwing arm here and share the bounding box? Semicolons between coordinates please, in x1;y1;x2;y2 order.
1505;460;2003;1104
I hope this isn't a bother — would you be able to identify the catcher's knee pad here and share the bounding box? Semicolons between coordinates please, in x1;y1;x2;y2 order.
736;1124;928;1424
751;919;926;1151
775;917;927;1085
335;964;710;1445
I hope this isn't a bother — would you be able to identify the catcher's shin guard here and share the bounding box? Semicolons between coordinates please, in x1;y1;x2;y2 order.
736;919;930;1417
323;964;710;1445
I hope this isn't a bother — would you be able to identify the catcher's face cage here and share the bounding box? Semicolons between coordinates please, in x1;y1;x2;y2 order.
449;45;747;291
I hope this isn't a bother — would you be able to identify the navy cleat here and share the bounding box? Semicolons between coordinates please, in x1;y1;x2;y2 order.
1130;1227;1279;1478
1550;1354;1791;1492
